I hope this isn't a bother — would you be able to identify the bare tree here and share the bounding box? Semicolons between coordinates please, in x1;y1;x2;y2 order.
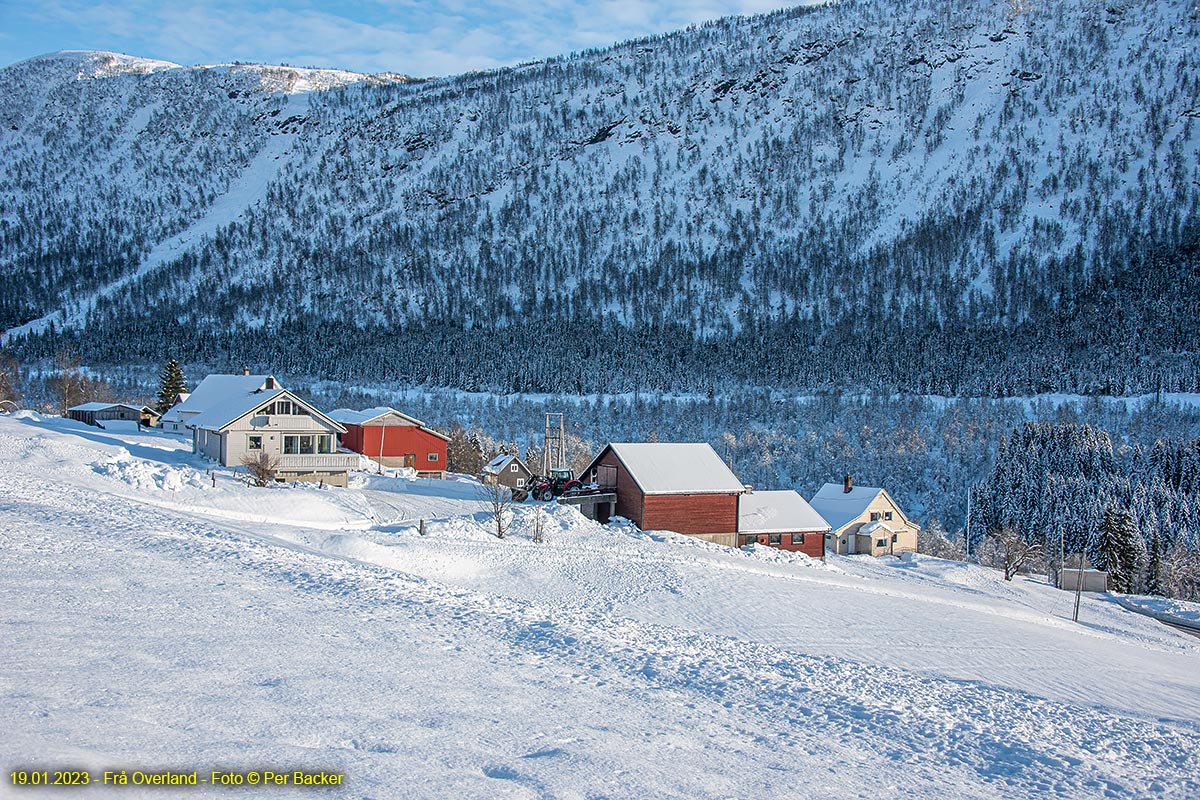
241;452;280;487
477;479;514;539
917;518;965;560
49;349;86;414
531;507;546;544
988;526;1044;581
0;353;19;409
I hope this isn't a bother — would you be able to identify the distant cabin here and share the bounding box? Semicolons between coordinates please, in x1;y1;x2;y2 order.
330;407;449;478
481;454;533;490
809;476;920;557
738;490;829;559
1059;569;1108;593
580;443;745;546
68;402;158;428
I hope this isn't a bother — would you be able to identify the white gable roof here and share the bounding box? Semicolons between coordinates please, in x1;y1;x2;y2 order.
739;490;830;534
69;402;152;413
160;374;277;424
330;406;415;426
605;443;744;495
328;407;451;441
809;483;887;532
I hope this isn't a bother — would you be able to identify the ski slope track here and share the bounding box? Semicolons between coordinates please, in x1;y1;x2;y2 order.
2;415;1199;799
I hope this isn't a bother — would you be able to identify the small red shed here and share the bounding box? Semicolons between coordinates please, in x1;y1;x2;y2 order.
579;443;745;546
737;490;828;559
330;407;449;478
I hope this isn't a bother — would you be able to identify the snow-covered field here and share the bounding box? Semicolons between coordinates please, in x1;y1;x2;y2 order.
2;413;1198;799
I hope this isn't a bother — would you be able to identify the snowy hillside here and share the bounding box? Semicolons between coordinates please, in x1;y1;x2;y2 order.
2;0;1199;395
3;414;1199;798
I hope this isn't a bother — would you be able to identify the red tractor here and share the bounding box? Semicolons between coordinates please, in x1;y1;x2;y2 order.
525;467;582;501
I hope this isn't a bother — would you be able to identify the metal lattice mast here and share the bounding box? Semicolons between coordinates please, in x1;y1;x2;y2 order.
544;412;565;473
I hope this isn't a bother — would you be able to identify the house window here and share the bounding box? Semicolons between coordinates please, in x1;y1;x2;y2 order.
884;511;893;521
317;435;331;454
283;436;298;454
247;435;262;451
510;464;518;472
299;435;314;455
769;534;781;546
870;512;881;521
876;538;888;548
891;533;898;543
793;533;805;545
428;453;439;462
516;478;525;487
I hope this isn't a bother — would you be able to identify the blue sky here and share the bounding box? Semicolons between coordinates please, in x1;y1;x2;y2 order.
0;1;815;77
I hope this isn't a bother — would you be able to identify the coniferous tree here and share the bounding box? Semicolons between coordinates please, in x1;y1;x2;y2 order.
155;359;189;415
1145;528;1165;597
1096;506;1141;593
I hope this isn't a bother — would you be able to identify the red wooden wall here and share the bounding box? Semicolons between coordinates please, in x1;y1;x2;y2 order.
342;423;447;471
643;493;740;536
738;531;825;558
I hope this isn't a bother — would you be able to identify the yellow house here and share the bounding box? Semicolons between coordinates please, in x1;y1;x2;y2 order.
809;475;920;556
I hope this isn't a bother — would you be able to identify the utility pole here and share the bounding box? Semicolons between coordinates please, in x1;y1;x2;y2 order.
1072;553;1085;623
378;424;386;475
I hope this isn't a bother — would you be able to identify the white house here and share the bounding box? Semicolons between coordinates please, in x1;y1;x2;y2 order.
180;372;356;486
809;475;920;556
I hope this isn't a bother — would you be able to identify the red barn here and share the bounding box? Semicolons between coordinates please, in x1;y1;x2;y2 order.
737;490;828;560
331;407;449;478
579;443;745;546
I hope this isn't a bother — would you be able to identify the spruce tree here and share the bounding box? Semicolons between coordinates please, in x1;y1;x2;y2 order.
155;359;188;415
1097;506;1141;593
1145;529;1165;597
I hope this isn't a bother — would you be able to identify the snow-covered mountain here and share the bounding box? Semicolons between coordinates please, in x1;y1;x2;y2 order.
1;0;1198;395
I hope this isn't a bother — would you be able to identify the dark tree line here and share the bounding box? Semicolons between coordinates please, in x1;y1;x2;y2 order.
972;421;1200;599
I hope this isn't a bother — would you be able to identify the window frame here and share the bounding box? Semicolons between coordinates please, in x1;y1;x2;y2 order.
247;435;263;451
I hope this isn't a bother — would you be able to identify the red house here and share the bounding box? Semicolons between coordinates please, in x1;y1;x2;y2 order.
579;443;745;546
330;407;449;478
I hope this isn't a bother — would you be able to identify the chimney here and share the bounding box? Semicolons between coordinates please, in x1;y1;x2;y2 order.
743;484;753;494
843;474;853;493
242;366;250;376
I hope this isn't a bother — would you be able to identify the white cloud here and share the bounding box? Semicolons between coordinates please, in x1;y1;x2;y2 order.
9;0;828;76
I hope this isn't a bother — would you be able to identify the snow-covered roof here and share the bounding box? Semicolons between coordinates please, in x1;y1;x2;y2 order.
809;482;891;532
739;490;830;534
189;388;288;431
69;402;152;413
328;407;450;441
160;374;278;423
855;520;895;538
600;443;744;495
483;454;527;474
174;392;190;404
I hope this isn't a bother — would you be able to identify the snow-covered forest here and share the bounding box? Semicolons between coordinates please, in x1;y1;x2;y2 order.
2;0;1199;395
